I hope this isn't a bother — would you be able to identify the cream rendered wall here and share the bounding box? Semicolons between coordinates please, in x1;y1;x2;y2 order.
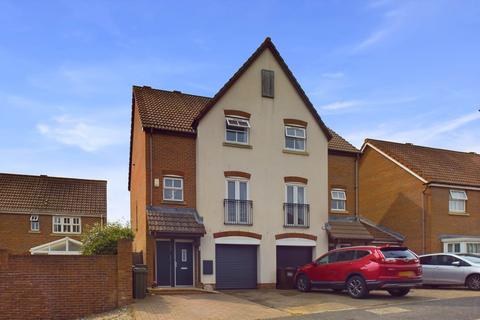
196;49;329;285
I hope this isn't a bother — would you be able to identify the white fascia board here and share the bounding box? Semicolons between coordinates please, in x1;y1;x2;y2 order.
214;236;260;245
275;238;316;247
363;143;428;183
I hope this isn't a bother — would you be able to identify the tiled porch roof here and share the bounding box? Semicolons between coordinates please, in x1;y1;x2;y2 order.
147;206;206;236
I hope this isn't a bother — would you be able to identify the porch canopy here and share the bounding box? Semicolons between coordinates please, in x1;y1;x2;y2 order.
147;206;206;238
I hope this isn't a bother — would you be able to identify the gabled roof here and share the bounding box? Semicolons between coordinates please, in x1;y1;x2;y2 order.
363;139;480;187
30;237;83;255
0;173;107;217
328;128;359;154
192;37;332;140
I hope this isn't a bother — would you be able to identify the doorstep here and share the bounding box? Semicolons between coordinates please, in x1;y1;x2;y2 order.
148;287;219;295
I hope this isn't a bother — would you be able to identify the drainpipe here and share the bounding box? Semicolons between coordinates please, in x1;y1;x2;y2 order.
355;153;359;217
421;184;429;254
149;129;153;206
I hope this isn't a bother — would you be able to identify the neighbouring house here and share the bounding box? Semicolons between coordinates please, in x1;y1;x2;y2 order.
359;139;480;255
0;173;107;255
326;130;403;249
129;37;335;289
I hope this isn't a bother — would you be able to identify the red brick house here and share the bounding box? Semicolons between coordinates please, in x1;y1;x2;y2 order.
359;139;480;255
326;130;403;249
0;173;107;255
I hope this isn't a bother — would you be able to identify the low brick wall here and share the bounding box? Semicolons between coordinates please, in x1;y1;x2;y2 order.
0;239;133;320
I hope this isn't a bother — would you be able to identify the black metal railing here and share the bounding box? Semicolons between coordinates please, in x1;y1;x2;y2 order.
283;203;310;227
224;199;253;225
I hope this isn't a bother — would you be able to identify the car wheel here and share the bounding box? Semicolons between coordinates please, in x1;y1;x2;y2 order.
387;288;410;297
296;274;311;292
466;274;480;290
346;276;369;299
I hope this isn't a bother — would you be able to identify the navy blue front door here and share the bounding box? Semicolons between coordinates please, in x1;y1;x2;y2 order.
156;241;171;286
175;242;193;286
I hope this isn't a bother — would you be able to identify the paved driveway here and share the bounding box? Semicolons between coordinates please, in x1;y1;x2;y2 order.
132;288;480;320
133;292;287;320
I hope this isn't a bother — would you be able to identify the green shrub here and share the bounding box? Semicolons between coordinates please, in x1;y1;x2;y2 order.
82;222;134;255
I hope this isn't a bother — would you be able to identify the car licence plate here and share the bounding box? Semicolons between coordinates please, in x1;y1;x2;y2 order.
398;271;415;277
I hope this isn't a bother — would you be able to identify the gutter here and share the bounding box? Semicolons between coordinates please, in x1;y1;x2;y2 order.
355;153;359;217
149;129;153;206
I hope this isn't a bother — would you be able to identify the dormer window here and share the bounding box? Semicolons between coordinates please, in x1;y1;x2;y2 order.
225;117;250;144
261;69;274;98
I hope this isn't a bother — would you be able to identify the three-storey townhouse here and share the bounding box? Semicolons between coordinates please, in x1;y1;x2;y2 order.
129;38;334;289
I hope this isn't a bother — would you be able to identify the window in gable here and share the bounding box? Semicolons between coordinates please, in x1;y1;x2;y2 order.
225;117;250;144
285;126;306;151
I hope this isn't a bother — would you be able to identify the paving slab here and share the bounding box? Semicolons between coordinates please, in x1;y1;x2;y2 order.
133;292;288;320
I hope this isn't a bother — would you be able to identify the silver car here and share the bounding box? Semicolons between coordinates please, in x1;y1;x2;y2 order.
419;253;480;290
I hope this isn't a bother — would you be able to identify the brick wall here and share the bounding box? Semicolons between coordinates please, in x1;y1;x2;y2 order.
359;146;425;253
148;132;197;208
328;152;357;215
427;187;480;253
0;213;104;255
0;239;132;320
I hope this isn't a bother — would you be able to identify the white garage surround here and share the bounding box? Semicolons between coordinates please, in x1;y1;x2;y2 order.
275;237;316;247
214;236;261;245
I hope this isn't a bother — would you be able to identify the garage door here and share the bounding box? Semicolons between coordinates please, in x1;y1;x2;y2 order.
215;244;257;289
276;246;313;269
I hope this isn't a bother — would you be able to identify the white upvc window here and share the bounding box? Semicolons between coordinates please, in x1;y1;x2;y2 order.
443;240;480;254
52;216;81;234
285;184;308;227
163;176;183;201
449;190;467;213
225;178;250;224
30;215;40;232
285;126;306;151
225;117;250;144
331;189;347;211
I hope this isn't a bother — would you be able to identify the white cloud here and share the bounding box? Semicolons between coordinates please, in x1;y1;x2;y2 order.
320;100;362;110
343;111;480;150
353;29;390;53
37;115;126;152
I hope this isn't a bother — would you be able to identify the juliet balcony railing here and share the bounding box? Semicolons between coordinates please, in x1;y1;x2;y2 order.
284;203;310;227
224;199;253;225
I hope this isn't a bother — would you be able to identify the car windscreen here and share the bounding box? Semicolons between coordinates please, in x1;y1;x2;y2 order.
459;254;480;264
381;248;416;259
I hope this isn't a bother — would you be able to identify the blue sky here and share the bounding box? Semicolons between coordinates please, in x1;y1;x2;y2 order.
1;0;479;222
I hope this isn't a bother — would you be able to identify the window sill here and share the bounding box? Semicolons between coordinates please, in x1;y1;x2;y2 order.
283;225;310;229
50;233;81;236
223;142;253;149
283;149;309;156
330;210;350;214
29;231;41;234
448;212;469;216
162;200;187;206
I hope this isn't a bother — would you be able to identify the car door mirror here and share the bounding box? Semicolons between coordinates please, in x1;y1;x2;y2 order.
452;261;461;267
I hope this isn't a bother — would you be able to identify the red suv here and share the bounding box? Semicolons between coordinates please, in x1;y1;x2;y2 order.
295;246;422;298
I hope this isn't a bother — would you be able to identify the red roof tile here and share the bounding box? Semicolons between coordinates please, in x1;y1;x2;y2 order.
0;173;107;217
365;139;480;187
